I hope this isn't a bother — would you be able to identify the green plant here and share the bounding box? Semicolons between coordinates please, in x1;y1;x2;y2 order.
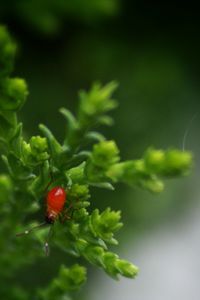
0;25;193;299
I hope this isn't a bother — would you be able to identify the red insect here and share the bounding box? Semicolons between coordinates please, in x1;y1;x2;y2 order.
45;187;66;224
16;186;68;255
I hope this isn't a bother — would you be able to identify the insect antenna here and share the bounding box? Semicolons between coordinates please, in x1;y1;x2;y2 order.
182;112;198;151
16;221;48;237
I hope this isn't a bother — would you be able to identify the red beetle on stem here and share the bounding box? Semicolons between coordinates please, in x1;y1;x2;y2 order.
16;186;69;255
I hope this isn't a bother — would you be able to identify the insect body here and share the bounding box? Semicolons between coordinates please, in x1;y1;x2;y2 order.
46;187;66;224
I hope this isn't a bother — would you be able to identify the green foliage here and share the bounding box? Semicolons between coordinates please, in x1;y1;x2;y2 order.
22;136;49;166
90;208;123;244
78;82;118;127
106;147;192;193
0;26;193;299
0;0;119;34
38;264;87;299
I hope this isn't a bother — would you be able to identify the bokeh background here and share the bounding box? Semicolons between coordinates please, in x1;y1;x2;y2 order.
1;1;200;299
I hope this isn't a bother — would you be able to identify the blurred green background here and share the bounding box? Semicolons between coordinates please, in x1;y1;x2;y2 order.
1;1;200;299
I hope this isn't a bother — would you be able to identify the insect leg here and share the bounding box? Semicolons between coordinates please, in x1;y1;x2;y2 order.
44;225;53;256
16;222;47;237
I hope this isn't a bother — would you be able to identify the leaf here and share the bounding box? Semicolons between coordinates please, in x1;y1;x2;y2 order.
98;115;114;126
88;182;115;190
39;124;62;161
59;107;78;131
29;160;50;197
9;122;22;156
84;131;105;143
66;151;91;167
2;152;33;180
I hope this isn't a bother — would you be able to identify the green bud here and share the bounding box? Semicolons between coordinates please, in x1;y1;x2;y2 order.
116;259;139;278
85;141;120;182
107;160;146;185
141;178;164;193
58;264;86;291
144;148;165;173
109;158;165;192
102;252;139;279
73;208;89;222
84;245;105;266
144;148;192;177
91;140;120;168
163;149;192;176
30;136;49;161
90;208;123;244
22;140;31;158
68;183;90;202
30;136;48;153
0;78;28;111
22;137;49;166
73;200;90;209
106;163;125;181
78;82;118;127
103;252;119;278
